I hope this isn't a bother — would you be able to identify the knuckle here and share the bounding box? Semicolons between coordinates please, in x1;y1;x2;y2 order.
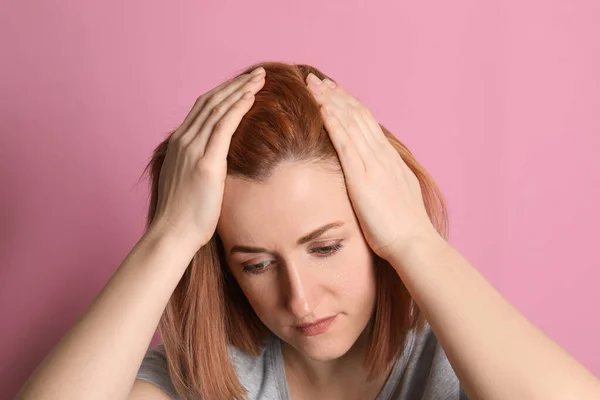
193;158;209;173
169;135;185;149
359;106;373;119
195;94;205;105
348;96;360;107
213;119;227;134
211;104;225;116
323;78;336;88
167;133;178;145
232;97;248;109
204;93;221;109
346;117;360;131
243;81;257;91
337;140;350;155
194;158;219;176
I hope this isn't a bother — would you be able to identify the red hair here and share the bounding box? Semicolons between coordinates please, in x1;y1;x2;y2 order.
141;62;448;399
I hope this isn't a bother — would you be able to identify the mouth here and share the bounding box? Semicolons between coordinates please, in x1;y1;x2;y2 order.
294;315;337;336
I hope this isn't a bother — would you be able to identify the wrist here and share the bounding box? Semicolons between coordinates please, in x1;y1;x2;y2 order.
145;219;204;257
387;229;450;273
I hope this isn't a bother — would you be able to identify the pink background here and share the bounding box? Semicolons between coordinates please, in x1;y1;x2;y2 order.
1;0;599;397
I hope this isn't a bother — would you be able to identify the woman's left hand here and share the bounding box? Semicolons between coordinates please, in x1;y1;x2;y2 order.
305;73;441;262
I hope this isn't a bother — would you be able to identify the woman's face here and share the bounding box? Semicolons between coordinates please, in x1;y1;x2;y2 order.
217;161;377;361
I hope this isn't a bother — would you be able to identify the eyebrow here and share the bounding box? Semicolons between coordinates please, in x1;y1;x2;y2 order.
229;221;345;255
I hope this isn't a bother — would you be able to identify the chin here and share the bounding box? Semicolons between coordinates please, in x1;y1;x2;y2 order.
284;319;365;361
296;339;355;362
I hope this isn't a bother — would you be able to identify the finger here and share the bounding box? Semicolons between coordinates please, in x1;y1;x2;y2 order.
321;76;389;147
202;91;256;162
170;69;261;143
345;103;381;157
356;109;401;168
315;75;388;151
169;97;207;143
308;76;378;166
320;105;366;177
181;68;264;146
190;73;265;155
356;103;388;146
178;67;265;146
324;81;382;154
333;101;379;166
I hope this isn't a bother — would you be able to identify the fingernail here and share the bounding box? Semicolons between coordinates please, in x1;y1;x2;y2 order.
308;73;322;85
252;67;265;76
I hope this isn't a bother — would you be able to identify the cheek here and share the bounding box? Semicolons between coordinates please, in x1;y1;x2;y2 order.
235;278;280;319
329;243;377;302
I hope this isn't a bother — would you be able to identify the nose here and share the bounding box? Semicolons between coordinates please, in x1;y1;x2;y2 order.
282;261;318;320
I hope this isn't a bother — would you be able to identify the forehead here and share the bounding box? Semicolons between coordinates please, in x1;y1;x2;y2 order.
217;162;352;246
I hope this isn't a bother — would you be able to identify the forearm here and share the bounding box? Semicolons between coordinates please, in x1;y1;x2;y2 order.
390;235;600;400
18;223;198;400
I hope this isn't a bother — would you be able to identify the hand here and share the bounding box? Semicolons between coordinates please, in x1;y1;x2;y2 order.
152;67;266;249
305;73;441;261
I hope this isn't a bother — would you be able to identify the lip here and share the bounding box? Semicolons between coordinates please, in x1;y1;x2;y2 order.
294;315;337;336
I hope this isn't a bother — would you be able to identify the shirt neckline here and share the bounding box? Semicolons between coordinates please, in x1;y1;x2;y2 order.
268;329;416;400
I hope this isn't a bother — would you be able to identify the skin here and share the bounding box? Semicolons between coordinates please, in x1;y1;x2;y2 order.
17;66;600;400
213;71;435;398
303;73;600;400
217;161;386;398
16;68;270;400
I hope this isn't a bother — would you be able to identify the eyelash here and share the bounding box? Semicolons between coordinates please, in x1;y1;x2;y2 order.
242;243;344;275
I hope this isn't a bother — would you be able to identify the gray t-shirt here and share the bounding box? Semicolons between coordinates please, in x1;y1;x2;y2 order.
136;323;469;399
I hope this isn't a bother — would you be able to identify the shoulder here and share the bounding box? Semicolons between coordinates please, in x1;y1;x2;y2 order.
226;338;282;398
136;344;178;398
135;339;277;399
390;323;469;399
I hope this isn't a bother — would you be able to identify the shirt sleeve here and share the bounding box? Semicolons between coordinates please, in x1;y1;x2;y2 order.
397;323;468;399
135;344;179;399
459;384;470;399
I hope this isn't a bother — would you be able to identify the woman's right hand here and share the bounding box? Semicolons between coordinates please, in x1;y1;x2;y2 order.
151;66;266;248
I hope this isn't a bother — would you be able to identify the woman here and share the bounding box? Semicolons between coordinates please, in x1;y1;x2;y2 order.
18;62;600;400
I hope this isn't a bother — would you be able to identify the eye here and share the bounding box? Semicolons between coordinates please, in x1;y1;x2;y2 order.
242;260;274;275
309;243;343;256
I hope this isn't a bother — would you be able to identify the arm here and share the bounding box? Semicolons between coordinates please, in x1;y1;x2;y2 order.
129;380;173;399
17;67;266;400
17;223;198;400
302;73;600;400
389;234;600;400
